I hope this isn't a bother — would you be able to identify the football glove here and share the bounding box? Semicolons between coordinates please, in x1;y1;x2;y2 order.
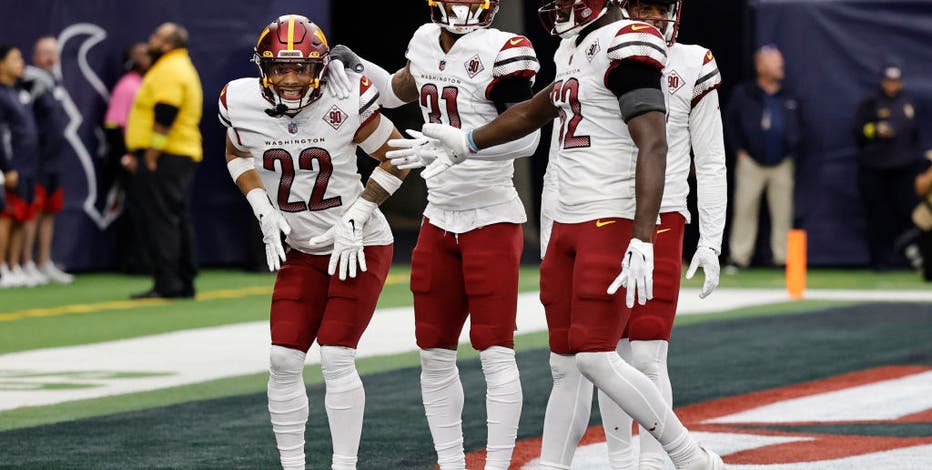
246;189;292;272
385;129;442;170
418;123;475;179
686;245;720;299
607;238;654;308
327;45;364;100
308;198;377;280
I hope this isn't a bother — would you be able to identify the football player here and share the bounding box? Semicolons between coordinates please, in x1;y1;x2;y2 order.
219;15;409;470
387;1;723;469
328;2;540;469
542;1;727;468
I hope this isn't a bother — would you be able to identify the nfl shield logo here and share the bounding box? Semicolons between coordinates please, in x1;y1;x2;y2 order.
439;59;446;71
288;122;298;134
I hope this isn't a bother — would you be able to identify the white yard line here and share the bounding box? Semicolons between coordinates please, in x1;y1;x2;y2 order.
0;288;929;412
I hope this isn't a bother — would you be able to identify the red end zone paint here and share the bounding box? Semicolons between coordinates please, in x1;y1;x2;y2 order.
471;366;932;469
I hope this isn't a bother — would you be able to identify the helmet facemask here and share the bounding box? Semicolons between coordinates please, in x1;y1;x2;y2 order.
256;54;328;112
624;0;682;45
429;0;500;34
539;0;611;38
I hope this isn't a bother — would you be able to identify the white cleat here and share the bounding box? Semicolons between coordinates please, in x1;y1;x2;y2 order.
704;447;725;469
40;262;74;284
23;261;49;286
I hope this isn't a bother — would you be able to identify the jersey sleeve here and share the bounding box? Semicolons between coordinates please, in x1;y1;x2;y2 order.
606;22;667;71
355;74;382;139
692;49;722;108
217;83;245;151
492;36;539;80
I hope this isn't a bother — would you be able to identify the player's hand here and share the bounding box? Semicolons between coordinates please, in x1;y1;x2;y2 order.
308;198;377;280
418;123;474;179
327;59;352;100
686;245;720;299
330;45;364;73
121;154;138;174
607;238;654;308
386;129;442;170
327;45;364;100
257;208;292;272
2;170;15;189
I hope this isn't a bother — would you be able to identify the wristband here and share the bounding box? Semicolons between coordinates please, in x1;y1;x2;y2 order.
466;129;480;154
150;133;168;151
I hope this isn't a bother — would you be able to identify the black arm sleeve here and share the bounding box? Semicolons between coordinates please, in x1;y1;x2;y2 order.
605;61;665;122
605;61;662;97
489;76;535;114
153;103;180;128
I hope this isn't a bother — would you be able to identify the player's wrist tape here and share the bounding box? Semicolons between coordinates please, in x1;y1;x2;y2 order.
0;171;5;186
226;158;254;183
466;129;480;154
149;133;168;151
368;166;403;196
359;115;394;154
245;188;273;219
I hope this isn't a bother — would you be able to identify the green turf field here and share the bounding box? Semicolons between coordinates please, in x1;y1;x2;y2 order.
1;267;930;468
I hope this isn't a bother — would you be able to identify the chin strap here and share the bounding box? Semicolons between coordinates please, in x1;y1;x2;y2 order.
265;103;289;117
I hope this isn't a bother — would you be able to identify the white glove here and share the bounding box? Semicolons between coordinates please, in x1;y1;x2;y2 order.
385;129;442;170
607;238;654;308
418;123;474;179
327;45;365;100
326;59;352;99
246;188;292;272
686;245;720;299
308;198;377;280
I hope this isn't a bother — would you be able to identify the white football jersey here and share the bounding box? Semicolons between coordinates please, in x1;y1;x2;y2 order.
661;43;723;220
218;74;393;256
549;20;667;223
406;23;539;212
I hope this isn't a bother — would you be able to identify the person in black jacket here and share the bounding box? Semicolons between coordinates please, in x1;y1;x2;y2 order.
724;45;802;270
0;45;40;288
854;62;925;270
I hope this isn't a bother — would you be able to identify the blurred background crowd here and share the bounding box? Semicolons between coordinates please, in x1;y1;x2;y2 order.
1;0;931;293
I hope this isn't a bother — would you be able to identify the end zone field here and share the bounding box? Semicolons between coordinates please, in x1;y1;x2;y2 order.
1;268;930;469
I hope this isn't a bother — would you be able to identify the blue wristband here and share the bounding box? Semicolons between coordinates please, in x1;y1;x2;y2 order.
466;129;480;154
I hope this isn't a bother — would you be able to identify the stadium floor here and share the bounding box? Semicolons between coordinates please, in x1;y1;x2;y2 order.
0;268;930;469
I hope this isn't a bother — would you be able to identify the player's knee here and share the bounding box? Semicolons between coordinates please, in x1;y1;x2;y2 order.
269;345;306;377
629;340;669;382
415;323;457;350
549;352;581;384
626;314;673;341
420;348;459;387
574;351;611;380
479;346;519;388
320;345;360;388
470;324;514;351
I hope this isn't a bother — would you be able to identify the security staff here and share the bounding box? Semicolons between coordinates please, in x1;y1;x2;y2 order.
126;23;203;298
854;62;923;270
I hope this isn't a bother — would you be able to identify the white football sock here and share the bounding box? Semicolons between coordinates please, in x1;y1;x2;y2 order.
575;352;707;470
321;345;365;470
268;345;308;470
480;346;522;470
599;339;637;470
631;340;672;470
420;348;466;470
539;353;593;470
